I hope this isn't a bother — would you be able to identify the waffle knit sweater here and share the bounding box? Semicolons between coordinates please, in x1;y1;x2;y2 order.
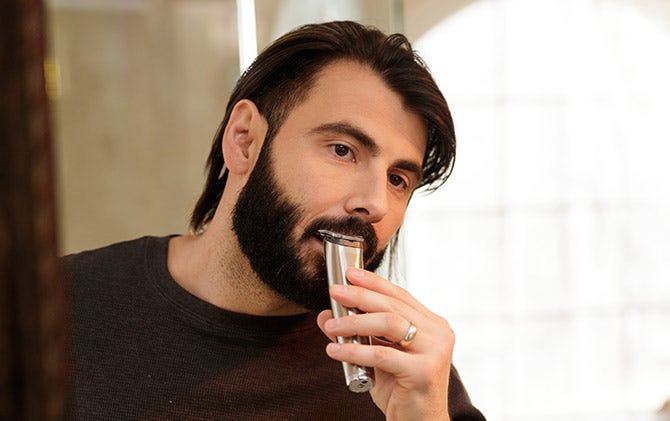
65;236;485;420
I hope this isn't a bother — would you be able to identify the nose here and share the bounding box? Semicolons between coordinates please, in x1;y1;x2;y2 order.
344;168;389;223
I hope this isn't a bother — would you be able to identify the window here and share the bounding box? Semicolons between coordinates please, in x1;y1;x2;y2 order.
405;1;670;419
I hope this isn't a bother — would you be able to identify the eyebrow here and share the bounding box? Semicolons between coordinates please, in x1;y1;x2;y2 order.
310;122;380;155
309;121;424;185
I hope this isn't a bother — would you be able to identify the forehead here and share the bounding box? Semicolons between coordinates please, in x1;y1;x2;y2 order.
280;60;427;161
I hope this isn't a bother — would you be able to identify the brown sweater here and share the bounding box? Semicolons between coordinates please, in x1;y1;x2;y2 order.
65;236;485;420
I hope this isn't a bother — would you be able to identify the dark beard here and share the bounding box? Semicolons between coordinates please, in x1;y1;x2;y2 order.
231;144;386;312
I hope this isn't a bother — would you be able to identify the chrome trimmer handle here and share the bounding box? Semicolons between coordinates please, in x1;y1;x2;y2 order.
319;229;375;393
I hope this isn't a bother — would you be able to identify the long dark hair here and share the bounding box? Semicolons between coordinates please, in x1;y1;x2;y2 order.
190;20;455;232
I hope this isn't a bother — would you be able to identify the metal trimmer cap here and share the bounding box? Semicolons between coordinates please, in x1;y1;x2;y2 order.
317;229;364;247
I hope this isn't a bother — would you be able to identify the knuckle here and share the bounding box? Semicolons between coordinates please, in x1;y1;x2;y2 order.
382;312;403;331
371;344;393;364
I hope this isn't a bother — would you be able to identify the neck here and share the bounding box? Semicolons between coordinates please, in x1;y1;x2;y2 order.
167;215;308;317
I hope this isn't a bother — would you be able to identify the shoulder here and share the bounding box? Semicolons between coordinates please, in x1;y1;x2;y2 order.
62;236;172;286
64;236;163;270
63;236;174;329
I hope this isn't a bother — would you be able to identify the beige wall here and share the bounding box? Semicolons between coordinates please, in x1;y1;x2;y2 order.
402;0;475;41
50;0;239;253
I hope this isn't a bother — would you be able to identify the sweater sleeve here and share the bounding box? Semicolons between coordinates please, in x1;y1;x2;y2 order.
448;365;486;420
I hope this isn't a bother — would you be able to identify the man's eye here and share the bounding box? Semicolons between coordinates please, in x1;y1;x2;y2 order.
333;144;351;157
389;174;407;188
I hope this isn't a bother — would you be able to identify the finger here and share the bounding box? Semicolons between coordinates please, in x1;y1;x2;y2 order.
329;283;420;323
326;341;451;390
345;268;431;314
326;342;416;378
316;309;338;342
323;312;418;347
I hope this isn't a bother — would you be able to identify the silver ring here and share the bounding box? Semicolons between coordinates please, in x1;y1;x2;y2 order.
397;322;417;347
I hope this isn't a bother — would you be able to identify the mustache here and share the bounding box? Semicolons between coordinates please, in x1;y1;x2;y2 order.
302;216;379;261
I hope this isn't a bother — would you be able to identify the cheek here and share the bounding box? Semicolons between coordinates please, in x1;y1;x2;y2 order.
305;185;348;221
374;208;406;249
284;166;347;211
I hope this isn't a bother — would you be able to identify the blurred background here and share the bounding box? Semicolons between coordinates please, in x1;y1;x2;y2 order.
46;0;670;420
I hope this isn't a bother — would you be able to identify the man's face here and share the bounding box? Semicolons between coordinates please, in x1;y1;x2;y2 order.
232;146;385;312
232;60;427;312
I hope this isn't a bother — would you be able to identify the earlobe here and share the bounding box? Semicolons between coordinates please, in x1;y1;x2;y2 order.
222;99;267;175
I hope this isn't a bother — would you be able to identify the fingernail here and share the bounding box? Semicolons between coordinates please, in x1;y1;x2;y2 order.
327;343;341;353
324;318;337;330
330;284;346;293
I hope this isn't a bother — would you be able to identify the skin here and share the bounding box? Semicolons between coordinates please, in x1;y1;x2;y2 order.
168;60;455;420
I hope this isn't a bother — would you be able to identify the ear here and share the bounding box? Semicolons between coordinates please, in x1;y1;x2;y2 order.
222;99;268;175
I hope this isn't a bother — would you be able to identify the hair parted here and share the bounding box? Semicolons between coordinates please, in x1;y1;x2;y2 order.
190;20;455;232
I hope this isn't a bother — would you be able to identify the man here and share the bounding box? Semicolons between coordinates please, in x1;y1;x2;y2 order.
65;21;485;420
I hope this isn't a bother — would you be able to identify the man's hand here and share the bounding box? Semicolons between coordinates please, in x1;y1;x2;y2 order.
317;267;454;420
